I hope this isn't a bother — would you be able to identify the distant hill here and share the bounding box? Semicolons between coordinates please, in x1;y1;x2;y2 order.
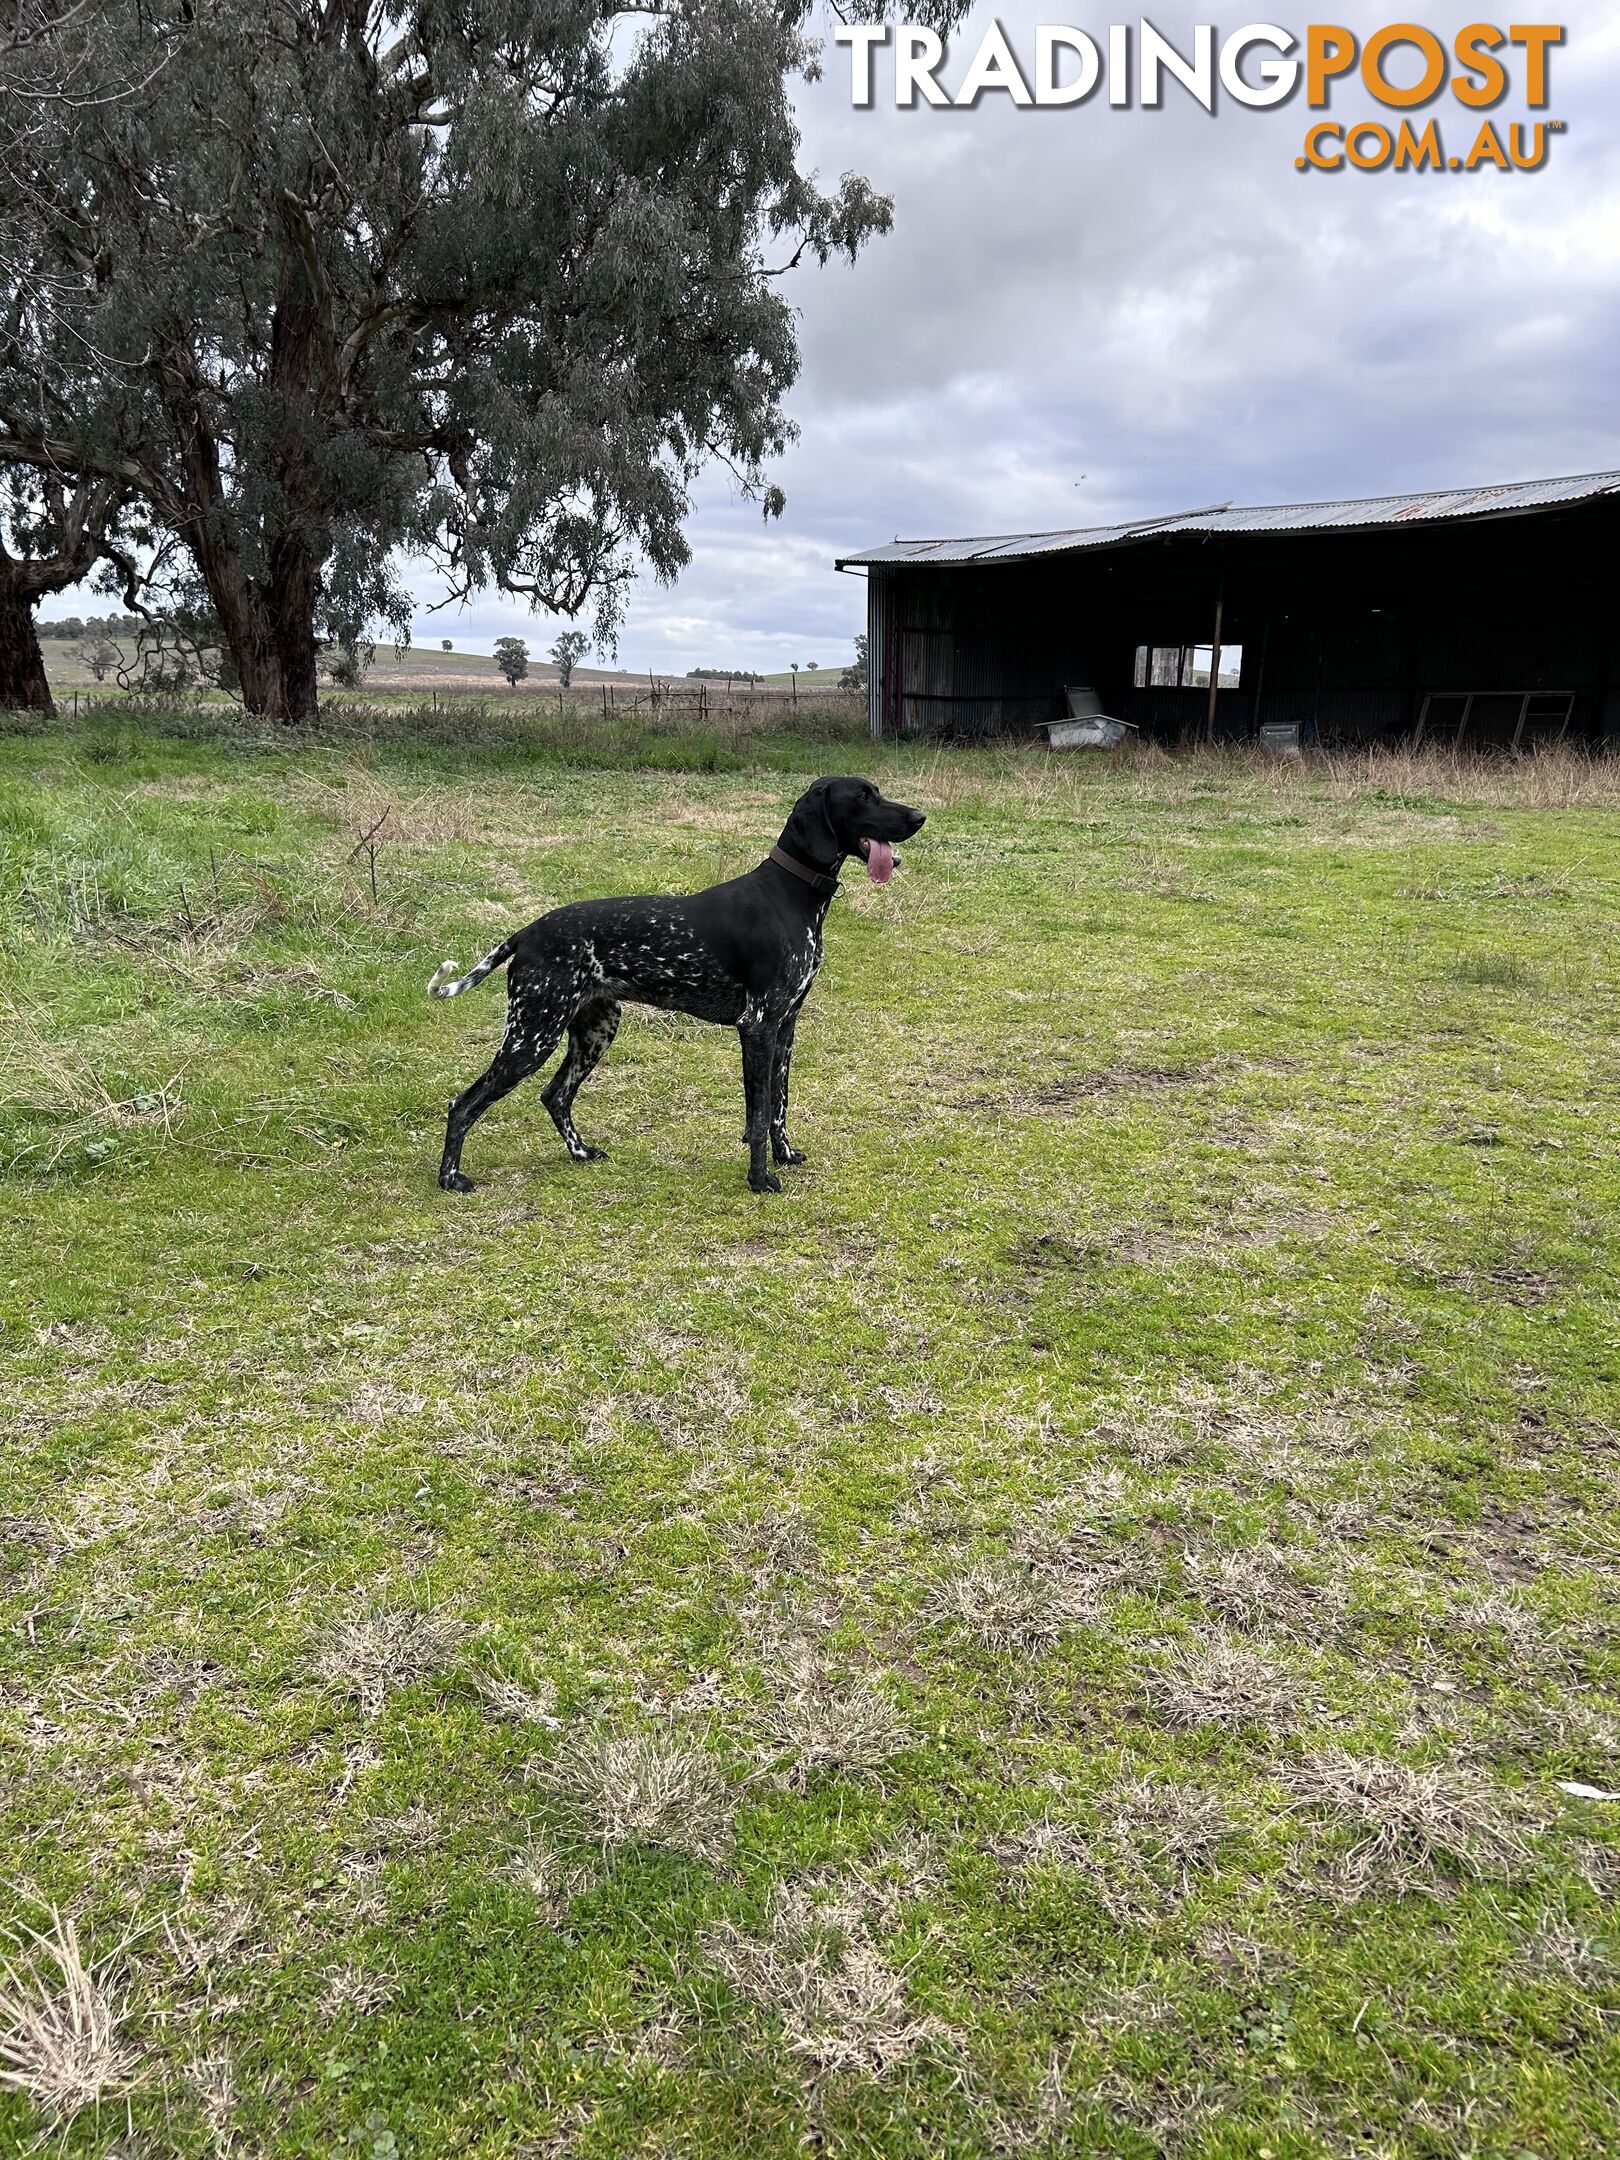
36;636;859;697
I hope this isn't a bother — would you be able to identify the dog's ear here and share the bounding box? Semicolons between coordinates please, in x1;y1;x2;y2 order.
815;777;845;854
781;776;845;864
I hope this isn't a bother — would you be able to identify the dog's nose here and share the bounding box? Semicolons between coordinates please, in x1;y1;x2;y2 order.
907;809;927;834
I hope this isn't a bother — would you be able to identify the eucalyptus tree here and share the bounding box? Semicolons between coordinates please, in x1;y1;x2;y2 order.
0;470;121;710
0;0;154;703
0;0;967;722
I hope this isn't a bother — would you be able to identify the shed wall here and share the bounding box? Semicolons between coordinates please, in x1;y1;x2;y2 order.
861;497;1617;747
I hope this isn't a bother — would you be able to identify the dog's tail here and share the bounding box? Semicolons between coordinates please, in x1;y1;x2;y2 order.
427;936;518;1000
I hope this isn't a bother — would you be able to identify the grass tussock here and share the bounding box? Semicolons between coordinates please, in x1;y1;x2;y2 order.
1006;1775;1236;1917
705;1885;952;2079
1188;1545;1317;1637
1285;1749;1537;1892
533;1729;734;1861
754;1645;910;1788
0;1910;140;2126
923;1555;1096;1651
315;1601;464;1716
509;1837;601;1923
467;1668;563;1727
1143;1631;1300;1731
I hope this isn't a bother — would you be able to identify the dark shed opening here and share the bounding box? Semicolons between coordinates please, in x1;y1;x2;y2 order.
836;472;1620;749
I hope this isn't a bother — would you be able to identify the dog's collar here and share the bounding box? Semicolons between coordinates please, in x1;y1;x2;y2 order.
767;845;840;896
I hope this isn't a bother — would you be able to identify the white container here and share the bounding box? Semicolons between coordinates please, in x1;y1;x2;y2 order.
1046;715;1132;750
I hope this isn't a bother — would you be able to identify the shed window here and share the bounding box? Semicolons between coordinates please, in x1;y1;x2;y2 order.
1135;643;1243;689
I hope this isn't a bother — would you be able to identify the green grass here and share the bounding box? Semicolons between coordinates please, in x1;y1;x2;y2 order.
2;714;1619;2158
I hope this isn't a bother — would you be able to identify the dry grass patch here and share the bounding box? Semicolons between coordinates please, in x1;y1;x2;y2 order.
1187;1545;1319;1638
2;999;185;1171
314;1601;463;1717
532;1728;734;1861
186;2048;238;2150
1284;1749;1537;1893
1143;1631;1300;1731
1444;1588;1566;1669
1004;1775;1236;1918
468;1668;563;1728
320;1964;400;2015
923;1555;1097;1651
704;1883;952;2080
0;1908;141;2127
753;1645;910;1789
1106;1776;1235;1888
1516;1909;1620;1985
510;1837;601;1924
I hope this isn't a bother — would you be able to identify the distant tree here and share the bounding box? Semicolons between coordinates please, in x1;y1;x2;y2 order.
442;640;453;653
806;660;818;670
549;630;589;689
76;632;119;682
791;662;800;675
840;634;869;695
494;636;529;687
325;618;374;689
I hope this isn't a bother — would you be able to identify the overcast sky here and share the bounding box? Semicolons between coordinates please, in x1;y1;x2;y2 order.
61;5;1620;673
561;0;1620;673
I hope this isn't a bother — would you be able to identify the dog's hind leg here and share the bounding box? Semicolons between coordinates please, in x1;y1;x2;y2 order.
541;997;620;1162
438;975;571;1192
769;1014;806;1167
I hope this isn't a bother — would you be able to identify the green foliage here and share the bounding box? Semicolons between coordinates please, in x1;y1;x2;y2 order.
548;630;589;689
492;636;529;687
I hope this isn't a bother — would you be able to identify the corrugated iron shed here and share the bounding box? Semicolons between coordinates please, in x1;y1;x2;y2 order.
835;469;1620;570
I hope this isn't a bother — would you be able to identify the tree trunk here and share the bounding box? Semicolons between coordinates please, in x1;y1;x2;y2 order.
0;572;55;715
267;533;320;723
194;532;321;724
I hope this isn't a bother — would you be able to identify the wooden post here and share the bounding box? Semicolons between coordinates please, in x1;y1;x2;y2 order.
1251;618;1270;741
1204;589;1224;747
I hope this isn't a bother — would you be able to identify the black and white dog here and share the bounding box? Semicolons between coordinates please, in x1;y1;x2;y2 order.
428;776;926;1193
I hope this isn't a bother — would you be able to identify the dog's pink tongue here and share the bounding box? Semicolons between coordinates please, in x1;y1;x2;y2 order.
865;839;895;885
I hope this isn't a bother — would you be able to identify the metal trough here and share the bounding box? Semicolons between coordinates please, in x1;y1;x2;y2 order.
1040;687;1138;751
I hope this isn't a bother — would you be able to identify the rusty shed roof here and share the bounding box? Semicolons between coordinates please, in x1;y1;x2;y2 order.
834;469;1620;570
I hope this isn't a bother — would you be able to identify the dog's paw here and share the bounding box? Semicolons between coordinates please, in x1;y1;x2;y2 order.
749;1169;783;1195
773;1145;807;1166
575;1144;607;1161
439;1170;476;1194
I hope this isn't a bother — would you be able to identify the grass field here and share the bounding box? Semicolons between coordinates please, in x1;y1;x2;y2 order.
2;709;1619;2158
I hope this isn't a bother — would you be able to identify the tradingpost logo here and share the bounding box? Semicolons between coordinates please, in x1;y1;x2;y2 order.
837;21;1567;173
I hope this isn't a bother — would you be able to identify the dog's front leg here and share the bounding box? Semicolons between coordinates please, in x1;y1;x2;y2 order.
770;1015;805;1166
738;1020;781;1192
